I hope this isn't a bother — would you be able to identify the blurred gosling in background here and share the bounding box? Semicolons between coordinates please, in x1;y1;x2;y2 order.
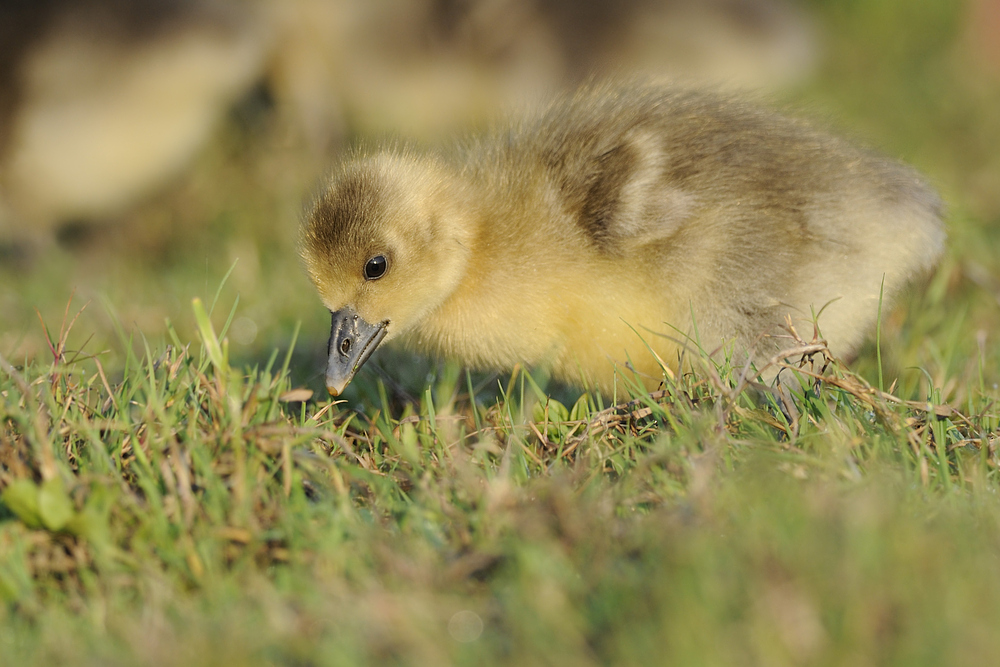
0;0;265;243
0;0;818;251
268;0;818;147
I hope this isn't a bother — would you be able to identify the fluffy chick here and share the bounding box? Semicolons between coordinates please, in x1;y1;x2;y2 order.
0;0;264;241
301;82;945;396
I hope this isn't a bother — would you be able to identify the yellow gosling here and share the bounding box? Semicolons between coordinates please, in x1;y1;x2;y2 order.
301;82;945;396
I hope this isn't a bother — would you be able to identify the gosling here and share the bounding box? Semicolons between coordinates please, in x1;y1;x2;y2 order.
0;0;264;242
301;82;945;396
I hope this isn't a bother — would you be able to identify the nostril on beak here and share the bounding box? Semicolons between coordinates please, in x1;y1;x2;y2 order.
340;338;352;356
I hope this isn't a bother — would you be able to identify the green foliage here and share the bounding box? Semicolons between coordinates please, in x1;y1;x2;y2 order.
1;478;73;532
1;287;1000;664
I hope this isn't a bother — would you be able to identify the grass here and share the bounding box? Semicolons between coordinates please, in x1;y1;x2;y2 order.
2;300;1000;666
3;0;1000;664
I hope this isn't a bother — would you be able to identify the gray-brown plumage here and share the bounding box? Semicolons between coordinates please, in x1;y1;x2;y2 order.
301;82;945;395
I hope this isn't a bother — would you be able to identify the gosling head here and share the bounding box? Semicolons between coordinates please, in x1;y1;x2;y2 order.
301;151;474;395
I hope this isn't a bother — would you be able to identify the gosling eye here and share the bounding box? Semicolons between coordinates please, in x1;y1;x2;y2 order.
364;254;389;280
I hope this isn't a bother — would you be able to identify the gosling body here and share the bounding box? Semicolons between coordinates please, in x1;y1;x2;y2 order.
302;83;944;394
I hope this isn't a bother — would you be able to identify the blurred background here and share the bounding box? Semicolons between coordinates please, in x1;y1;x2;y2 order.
0;0;998;401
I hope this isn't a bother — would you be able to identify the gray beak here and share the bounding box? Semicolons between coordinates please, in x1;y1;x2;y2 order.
326;307;388;396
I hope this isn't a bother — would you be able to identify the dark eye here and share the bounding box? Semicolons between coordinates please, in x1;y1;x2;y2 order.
364;254;388;280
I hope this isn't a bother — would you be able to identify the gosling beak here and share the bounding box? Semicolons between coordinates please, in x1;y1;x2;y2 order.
326;307;389;396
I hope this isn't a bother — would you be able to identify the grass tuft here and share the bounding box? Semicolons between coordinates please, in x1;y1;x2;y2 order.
1;290;1000;664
